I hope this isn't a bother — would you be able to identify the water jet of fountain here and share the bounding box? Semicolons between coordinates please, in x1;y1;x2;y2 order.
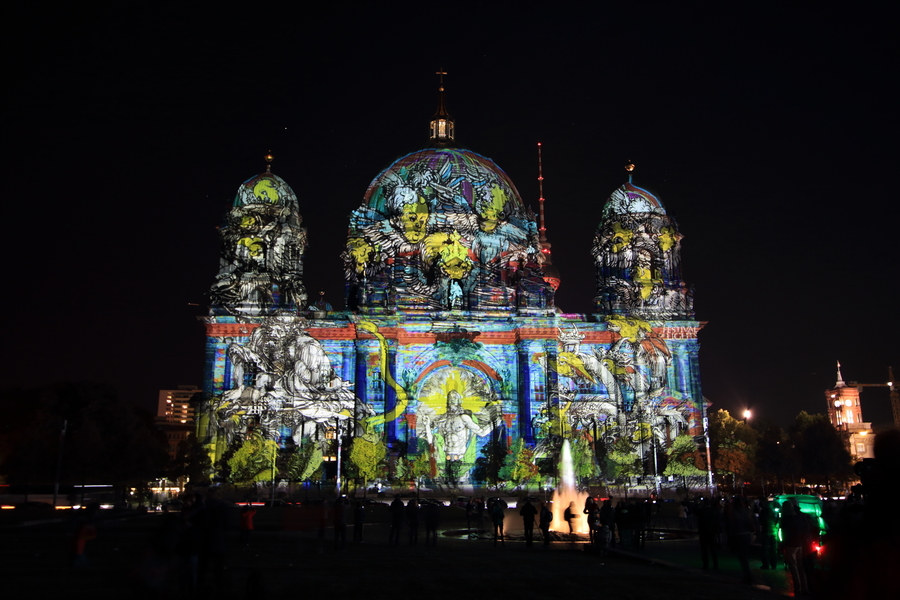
550;439;590;533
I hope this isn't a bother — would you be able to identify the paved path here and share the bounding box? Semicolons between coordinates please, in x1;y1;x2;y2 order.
1;510;788;599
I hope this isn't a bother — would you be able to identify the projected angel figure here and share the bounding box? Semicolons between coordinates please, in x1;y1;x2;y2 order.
223;318;364;441
418;391;500;459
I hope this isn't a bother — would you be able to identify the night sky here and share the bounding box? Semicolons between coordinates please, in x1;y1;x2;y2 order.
6;4;897;429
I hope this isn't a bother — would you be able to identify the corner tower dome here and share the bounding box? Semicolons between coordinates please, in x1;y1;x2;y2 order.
342;76;553;314
592;163;693;319
209;154;308;317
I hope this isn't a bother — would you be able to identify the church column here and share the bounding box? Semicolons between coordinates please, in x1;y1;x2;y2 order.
354;341;369;408
518;341;534;444
386;340;398;443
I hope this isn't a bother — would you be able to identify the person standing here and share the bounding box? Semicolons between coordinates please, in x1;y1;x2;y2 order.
539;501;553;547
599;499;616;547
388;495;404;545
490;500;505;547
697;497;720;570
758;500;779;570
239;503;256;546
423;501;440;546
332;496;348;552
780;502;810;596
564;501;576;534
406;498;420;545
520;498;538;547
728;496;756;584
353;500;365;543
583;497;599;545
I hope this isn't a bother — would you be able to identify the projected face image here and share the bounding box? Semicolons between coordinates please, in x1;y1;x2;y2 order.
610;222;633;253
399;199;430;243
658;225;676;252
477;185;508;233
252;178;280;203
347;237;375;274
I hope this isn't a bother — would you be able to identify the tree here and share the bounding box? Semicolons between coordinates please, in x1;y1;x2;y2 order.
349;434;386;494
227;428;279;484
664;433;706;497
752;419;798;494
571;433;599;484
709;409;757;491
499;438;539;490
608;436;642;481
472;438;508;487
407;443;437;492
789;411;853;492
286;441;324;482
0;383;169;499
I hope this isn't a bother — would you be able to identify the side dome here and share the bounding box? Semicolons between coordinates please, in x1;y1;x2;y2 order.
233;173;300;211
592;179;693;319
343;147;553;313
209;170;308;317
601;182;667;218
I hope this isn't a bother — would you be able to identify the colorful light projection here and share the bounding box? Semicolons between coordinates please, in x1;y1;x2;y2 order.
342;148;554;313
198;157;705;490
592;183;694;319
209;173;308;317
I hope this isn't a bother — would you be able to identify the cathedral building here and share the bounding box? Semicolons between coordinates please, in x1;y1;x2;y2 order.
195;81;708;490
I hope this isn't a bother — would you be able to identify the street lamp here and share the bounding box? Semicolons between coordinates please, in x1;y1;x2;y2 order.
743;409;751;424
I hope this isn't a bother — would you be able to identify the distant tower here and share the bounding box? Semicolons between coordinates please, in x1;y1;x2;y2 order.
825;361;874;459
537;143;561;292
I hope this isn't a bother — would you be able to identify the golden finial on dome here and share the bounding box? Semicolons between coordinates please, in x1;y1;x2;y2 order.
264;150;274;173
625;161;635;183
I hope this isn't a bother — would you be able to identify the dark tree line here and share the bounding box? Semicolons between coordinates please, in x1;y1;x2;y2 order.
0;382;169;501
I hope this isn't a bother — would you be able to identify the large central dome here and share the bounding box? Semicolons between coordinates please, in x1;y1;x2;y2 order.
343;147;553;314
363;147;528;234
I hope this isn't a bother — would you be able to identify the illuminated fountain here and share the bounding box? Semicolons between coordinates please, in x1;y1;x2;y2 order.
550;439;589;534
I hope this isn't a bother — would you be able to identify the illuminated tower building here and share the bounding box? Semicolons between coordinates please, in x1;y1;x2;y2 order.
195;77;708;491
156;385;200;460
825;361;874;459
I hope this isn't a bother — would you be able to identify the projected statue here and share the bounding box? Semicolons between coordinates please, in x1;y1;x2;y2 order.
419;390;498;459
218;317;364;444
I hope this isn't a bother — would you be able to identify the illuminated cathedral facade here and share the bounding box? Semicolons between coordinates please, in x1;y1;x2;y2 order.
195;83;708;491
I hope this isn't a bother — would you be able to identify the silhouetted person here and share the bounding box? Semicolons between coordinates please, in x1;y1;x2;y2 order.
406;499;420;545
757;500;778;570
599;499;616;547
520;498;537;546
728;496;756;584
240;503;256;546
490;500;505;546
779;502;810;595
423;501;440;546
389;495;404;544
697;497;720;570
564;501;576;534
539;502;553;546
583;496;599;544
69;502;100;567
333;496;348;551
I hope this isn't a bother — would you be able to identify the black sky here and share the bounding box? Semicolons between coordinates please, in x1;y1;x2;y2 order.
5;3;897;428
